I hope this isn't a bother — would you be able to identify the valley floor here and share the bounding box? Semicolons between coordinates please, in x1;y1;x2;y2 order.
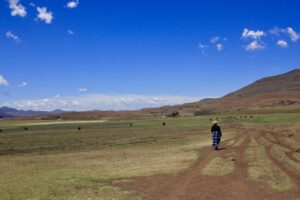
116;124;300;200
0;115;299;199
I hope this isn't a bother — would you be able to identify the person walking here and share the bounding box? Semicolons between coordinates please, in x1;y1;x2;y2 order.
211;120;222;150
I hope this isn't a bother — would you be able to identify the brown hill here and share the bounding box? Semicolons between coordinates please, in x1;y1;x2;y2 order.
175;69;300;114
34;69;300;120
225;69;300;97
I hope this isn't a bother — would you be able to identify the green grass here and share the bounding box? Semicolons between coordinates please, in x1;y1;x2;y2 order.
251;113;300;123
0;118;212;155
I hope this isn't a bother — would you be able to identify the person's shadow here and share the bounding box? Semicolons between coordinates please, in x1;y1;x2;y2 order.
217;147;227;151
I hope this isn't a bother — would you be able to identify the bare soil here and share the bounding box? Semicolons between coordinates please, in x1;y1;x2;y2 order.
114;127;300;200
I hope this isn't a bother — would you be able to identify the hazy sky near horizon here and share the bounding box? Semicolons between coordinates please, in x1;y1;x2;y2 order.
0;0;300;111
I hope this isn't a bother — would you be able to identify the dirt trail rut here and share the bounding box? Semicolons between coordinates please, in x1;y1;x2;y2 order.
115;127;300;200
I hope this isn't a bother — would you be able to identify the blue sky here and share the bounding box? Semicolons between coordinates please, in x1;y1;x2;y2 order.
0;0;300;111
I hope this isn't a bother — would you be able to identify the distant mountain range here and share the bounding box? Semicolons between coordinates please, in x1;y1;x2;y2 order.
2;69;300;119
0;107;64;118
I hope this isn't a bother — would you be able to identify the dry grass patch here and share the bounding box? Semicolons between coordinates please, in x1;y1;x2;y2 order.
226;140;235;146
0;135;211;200
265;133;277;142
270;144;300;175
278;137;300;151
292;153;300;161
202;153;236;176
232;136;246;147
258;136;272;146
245;138;294;191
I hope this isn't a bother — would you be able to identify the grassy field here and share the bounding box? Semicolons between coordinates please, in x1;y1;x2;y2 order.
0;117;218;199
0;114;299;199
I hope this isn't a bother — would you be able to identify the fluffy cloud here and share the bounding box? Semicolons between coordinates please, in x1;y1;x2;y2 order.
36;7;53;24
245;40;264;51
242;28;265;39
0;75;9;86
216;43;223;51
242;28;265;51
270;27;299;42
78;88;88;92
5;31;21;43
18;82;27;87
1;94;202;111
286;27;299;42
66;0;79;9
8;0;27;17
277;40;288;48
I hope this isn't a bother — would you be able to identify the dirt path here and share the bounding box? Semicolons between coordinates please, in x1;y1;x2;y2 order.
115;127;300;200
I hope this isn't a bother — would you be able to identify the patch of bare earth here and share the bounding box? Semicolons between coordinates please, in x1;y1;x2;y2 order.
114;126;300;200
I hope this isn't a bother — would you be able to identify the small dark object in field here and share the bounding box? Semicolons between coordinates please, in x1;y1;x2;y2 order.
250;116;253;118
129;123;133;127
244;116;247;118
295;149;300;153
163;122;166;126
0;129;2;132
24;127;28;131
288;134;293;137
209;118;212;121
231;158;236;161
77;127;82;131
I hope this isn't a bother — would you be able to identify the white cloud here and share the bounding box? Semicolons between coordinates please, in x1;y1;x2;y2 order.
36;7;53;24
245;40;264;51
277;40;288;48
8;0;27;17
0;75;9;86
216;43;223;51
242;28;265;51
286;27;299;42
18;82;27;87
78;88;88;92
1;94;203;111
67;29;74;35
242;28;265;39
66;0;79;9
210;36;219;43
5;31;21;43
270;27;299;43
198;42;209;56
